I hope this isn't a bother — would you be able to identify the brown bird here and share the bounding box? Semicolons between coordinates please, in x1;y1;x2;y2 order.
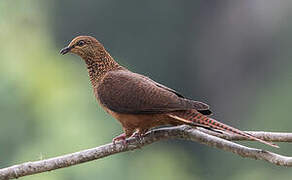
60;36;278;148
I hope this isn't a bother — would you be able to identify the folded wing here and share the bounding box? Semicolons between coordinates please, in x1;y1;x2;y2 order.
97;70;212;114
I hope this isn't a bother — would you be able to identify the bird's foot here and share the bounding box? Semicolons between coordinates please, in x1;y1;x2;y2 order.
130;132;145;148
112;133;127;146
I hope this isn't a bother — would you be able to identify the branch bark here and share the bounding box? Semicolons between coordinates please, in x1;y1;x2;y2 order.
1;125;292;180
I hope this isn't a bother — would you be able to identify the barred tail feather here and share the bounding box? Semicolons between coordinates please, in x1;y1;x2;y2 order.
168;110;279;148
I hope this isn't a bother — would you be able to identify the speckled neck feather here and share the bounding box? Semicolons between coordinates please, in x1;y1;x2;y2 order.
81;44;124;88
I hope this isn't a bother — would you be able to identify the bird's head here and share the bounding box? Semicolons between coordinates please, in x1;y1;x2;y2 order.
60;36;102;58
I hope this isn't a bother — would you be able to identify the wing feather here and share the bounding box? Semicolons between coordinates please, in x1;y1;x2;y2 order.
97;70;211;114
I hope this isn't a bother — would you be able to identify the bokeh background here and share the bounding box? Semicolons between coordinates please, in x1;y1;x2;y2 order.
1;0;292;179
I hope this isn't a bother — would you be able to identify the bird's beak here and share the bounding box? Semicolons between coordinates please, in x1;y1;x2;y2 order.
60;46;72;55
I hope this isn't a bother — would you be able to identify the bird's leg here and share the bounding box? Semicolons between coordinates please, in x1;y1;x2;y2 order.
130;129;148;147
131;131;143;141
112;133;127;145
130;131;143;148
112;128;135;146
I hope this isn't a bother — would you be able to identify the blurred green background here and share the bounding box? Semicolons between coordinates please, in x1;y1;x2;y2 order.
1;0;292;179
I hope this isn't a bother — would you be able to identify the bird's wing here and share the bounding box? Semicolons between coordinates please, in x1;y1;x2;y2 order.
142;76;212;115
97;70;211;114
151;81;185;98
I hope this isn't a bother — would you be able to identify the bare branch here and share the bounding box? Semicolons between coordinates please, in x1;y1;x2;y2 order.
198;128;292;142
1;125;292;180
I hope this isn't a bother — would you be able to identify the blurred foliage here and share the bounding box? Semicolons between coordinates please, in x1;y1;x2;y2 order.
0;0;292;180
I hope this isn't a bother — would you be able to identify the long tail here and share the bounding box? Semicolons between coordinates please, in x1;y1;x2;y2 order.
168;110;279;148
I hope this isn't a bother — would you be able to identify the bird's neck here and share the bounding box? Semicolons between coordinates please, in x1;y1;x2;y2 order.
82;49;124;88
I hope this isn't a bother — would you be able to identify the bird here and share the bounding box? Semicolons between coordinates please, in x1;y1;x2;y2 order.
60;35;278;148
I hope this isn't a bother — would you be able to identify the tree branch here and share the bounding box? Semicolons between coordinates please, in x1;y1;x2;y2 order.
1;125;292;180
198;128;292;142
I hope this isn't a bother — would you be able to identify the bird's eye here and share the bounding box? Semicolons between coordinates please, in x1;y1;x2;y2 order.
77;40;85;47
